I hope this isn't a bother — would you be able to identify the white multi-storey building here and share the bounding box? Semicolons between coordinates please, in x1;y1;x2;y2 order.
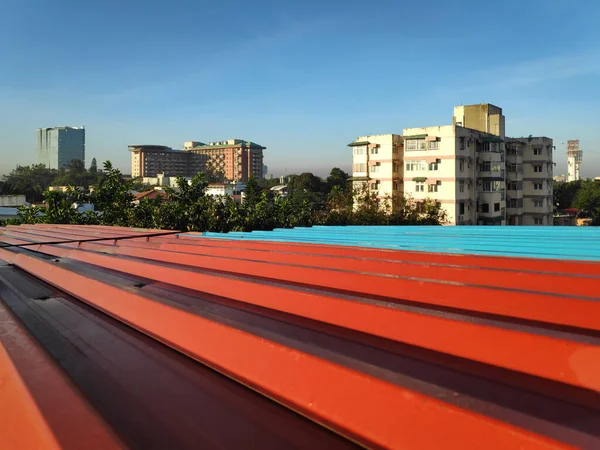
349;103;553;226
349;134;403;210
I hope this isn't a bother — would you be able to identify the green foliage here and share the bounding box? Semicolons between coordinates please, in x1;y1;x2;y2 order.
52;159;99;188
1;164;59;202
90;162;134;226
326;168;349;191
257;177;283;189
553;180;582;210
288;172;327;194
3;162;447;230
242;176;261;209
573;181;600;215
89;158;98;175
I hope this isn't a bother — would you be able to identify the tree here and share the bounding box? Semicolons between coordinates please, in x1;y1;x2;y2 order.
326;168;349;191
553;181;582;210
3;161;448;229
287;173;326;194
243;176;262;209
573;180;600;216
89;158;98;175
66;159;86;173
90;161;134;226
1;164;58;202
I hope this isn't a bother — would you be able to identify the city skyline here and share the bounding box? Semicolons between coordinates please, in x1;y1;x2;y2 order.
1;0;599;177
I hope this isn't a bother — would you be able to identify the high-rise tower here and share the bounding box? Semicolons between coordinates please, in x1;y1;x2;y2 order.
566;140;582;182
36;126;85;169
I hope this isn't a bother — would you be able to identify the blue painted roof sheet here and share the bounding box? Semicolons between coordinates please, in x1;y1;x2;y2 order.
199;226;600;261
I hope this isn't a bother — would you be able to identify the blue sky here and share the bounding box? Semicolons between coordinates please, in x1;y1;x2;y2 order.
1;0;599;177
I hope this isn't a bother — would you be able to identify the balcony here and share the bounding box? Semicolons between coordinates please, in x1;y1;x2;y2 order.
477;214;504;225
506;171;523;182
477;170;504;179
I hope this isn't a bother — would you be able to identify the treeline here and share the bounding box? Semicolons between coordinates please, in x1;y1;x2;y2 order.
0;159;100;203
3;161;447;231
554;180;600;224
0;158;228;203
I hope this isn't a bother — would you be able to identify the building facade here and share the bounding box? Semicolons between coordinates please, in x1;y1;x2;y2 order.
349;134;403;210
36;126;85;169
349;103;553;226
402;126;505;225
184;140;265;182
129;145;203;178
130;140;265;182
506;137;554;225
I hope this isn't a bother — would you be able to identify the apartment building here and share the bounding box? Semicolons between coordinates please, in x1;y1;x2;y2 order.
36;126;85;169
349;103;553;226
349;134;403;209
505;137;554;225
183;140;265;182
129;145;202;178
130;139;266;181
402;125;505;225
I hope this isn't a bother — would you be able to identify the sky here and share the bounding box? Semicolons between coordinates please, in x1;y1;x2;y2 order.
1;0;599;177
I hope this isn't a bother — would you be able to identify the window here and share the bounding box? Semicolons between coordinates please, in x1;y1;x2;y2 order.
371;162;381;173
480;161;491;172
534;165;542;172
406;139;427;151
428;183;438;193
534;200;543;207
534;182;543;190
393;181;398;191
428;140;440;150
353;146;366;155
406;160;426;171
459;203;465;215
428;161;439;171
481;203;490;213
459;181;465;193
392;145;399;154
370;147;379;155
494;203;500;212
481;180;501;192
353;163;366;172
393;161;399;172
534;218;543;225
459;161;464;172
533;148;542;155
415;182;425;192
459;137;466;150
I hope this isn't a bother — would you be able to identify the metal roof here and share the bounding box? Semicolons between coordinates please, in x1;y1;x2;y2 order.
201;225;600;261
1;224;599;449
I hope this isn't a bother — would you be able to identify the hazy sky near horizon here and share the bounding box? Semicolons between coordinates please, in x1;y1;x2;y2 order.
1;0;599;177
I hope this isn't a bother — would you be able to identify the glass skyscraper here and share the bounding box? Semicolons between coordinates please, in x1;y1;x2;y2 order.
36;126;85;169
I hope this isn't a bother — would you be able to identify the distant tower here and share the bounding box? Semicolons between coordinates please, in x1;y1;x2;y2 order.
566;140;583;182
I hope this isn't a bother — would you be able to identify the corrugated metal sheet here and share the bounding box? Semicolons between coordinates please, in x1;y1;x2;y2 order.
1;224;599;449
201;226;600;261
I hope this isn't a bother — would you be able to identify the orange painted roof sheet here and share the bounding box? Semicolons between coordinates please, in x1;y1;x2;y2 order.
0;224;599;449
